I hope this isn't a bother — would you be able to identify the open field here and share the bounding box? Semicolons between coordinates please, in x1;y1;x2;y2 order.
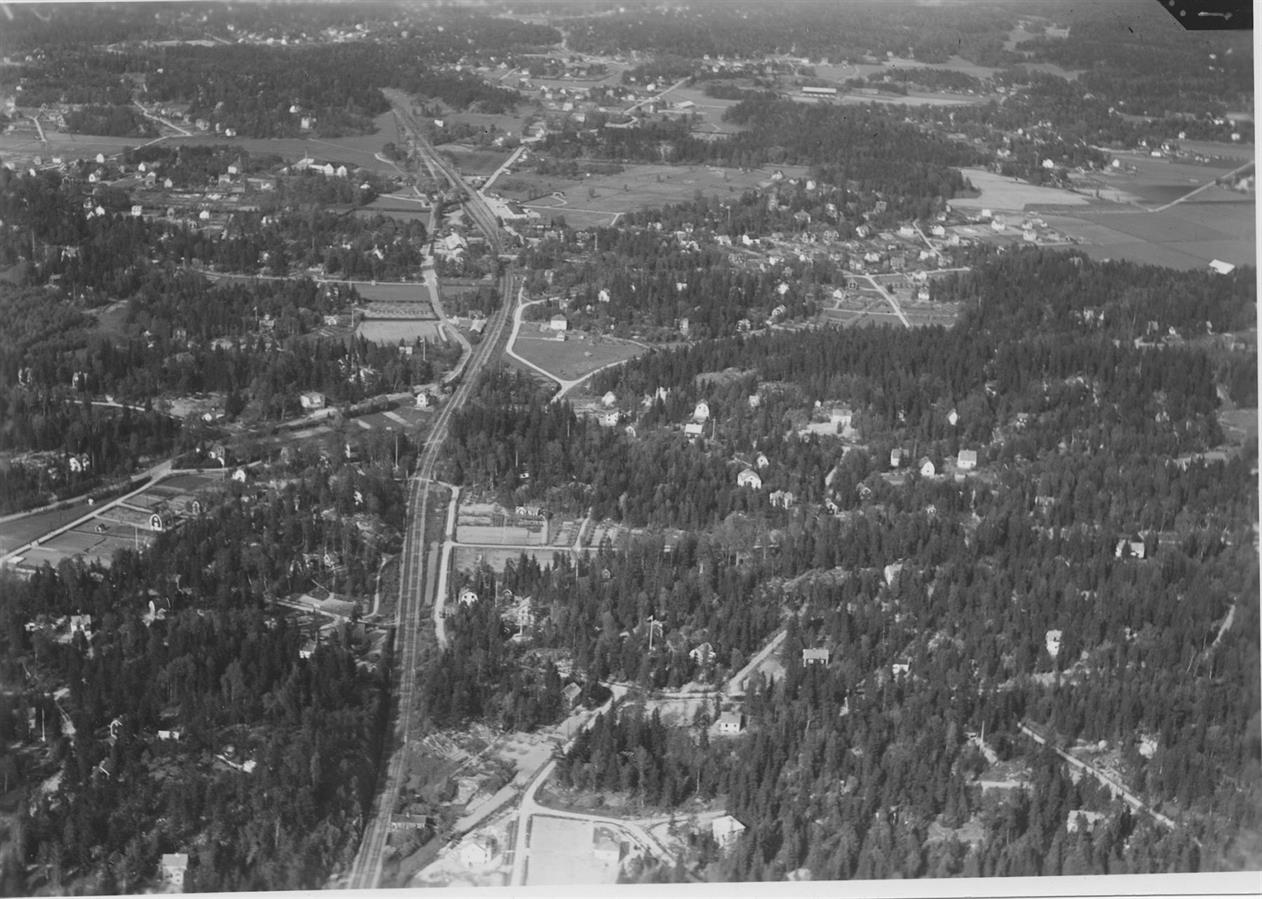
834;90;984;108
512;330;644;381
437;145;513;177
525;816;621;886
452;546;566;573
0;112;404;173
1042;194;1255;270
356;320;446;343
953;168;1091;213
356;196;430;222
499;163;809;227
0;503;96;555
355;282;434;305
5;471;224;572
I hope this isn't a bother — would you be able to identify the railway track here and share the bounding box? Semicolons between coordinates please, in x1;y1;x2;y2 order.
343;90;518;890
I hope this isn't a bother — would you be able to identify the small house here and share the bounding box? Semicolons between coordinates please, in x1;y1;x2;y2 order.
802;647;831;666
956;449;978;471
562;682;583;709
688;642;713;667
458;588;479;606
712;814;746;848
693;400;711;422
549;314;569;332
460;836;497;869
889;448;903;469
415;393;431;410
684;422;704;438
601;391;617;408
160;854;189;888
736;468;762;490
716;711;745;735
918;457;936;477
300;391;327;411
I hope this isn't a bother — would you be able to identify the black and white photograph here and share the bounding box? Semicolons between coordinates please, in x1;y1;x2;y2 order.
0;1;1255;896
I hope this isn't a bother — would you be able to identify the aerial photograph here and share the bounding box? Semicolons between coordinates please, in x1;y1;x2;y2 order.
0;0;1255;895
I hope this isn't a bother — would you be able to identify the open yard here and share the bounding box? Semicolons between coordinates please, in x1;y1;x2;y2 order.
497;163;809;228
511;330;644;382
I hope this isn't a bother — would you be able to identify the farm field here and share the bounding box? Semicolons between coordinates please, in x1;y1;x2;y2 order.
4;471;225;572
0;502;96;555
498;163;809;227
0;111;405;172
512;330;645;382
355;282;435;305
834;90;984;108
953;168;1091;213
1042;191;1255;270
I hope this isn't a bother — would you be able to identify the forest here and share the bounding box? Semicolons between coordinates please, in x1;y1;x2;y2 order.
0;452;407;893
440;247;1258;881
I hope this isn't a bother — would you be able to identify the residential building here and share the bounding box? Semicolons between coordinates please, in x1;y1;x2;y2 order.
160;854;189;889
802;647;831;666
957;449;978;471
712;814;747;848
716;711;745;734
737;468;762;490
299;391;327;411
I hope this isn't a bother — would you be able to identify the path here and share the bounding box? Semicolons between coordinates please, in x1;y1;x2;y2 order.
480;144;527;193
133;102;192;137
846;271;911;329
1018;720;1179;832
724;629;786;696
1149;159;1255;213
1;461;173;568
506;296;636;402
623;76;691;114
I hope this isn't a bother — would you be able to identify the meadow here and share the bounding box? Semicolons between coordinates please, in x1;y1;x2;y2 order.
511;331;644;381
498;162;809;227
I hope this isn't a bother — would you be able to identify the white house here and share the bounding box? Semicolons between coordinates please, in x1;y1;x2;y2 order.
802;647;830;666
549;314;569;331
919;457;936;477
684;422;704;437
736;468;762;490
889;447;903;469
712;814;746;848
160;854;189;888
300;391;327;411
716;711;745;735
957;449;978;471
692;400;711;422
460;837;497;868
458;588;479;606
601;391;617;408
